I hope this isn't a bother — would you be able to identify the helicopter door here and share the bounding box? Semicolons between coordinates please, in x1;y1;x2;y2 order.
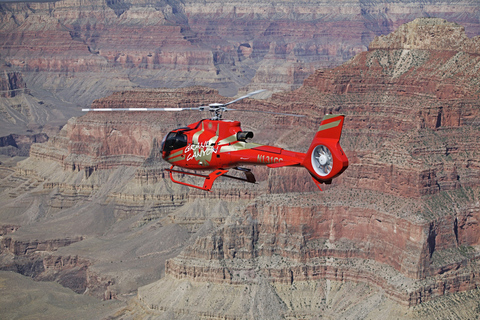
162;132;188;151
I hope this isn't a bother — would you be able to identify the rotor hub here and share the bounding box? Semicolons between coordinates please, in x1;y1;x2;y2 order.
319;154;328;166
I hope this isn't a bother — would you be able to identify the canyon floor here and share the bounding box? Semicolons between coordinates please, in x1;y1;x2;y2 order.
4;271;480;320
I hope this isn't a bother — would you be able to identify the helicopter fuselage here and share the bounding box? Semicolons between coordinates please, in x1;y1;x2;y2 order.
161;119;306;171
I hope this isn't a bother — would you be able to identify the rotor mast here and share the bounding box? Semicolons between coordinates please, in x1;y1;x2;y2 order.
200;89;267;120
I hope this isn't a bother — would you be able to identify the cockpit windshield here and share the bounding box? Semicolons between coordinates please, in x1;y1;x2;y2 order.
162;132;188;152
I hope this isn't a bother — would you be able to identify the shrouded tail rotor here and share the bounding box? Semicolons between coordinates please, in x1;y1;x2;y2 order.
311;144;333;177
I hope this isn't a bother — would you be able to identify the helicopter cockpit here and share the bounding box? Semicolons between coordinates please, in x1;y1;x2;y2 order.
162;131;188;152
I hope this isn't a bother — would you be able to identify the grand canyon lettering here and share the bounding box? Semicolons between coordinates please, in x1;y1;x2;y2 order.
185;142;217;162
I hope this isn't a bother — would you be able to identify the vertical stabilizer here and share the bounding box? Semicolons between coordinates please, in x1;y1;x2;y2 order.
302;114;349;189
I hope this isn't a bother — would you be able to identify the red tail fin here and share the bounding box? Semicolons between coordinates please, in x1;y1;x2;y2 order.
302;114;348;189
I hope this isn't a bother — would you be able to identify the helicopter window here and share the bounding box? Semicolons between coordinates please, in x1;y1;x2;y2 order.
163;132;188;151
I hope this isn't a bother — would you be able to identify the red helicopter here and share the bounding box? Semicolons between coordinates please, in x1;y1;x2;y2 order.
83;90;348;191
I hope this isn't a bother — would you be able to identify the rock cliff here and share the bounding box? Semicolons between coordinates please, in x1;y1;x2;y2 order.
1;0;479;139
147;17;480;314
0;70;27;98
1;17;480;319
0;0;479;106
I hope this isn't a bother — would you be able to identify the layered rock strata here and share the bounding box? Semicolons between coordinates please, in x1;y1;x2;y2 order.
149;18;480;311
1;17;480;318
0;88;262;299
1;0;480;144
0;233;117;299
0;70;28;98
1;0;479;101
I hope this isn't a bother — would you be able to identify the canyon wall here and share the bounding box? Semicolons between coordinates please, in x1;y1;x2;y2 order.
1;17;480;319
157;18;480;311
0;0;479;136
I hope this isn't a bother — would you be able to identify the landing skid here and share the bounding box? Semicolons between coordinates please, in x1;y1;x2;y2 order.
165;166;256;191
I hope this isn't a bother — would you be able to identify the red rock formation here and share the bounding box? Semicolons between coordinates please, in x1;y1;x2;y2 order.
1;0;480;96
0;1;215;75
281;18;480;198
162;18;480;307
3;17;480;313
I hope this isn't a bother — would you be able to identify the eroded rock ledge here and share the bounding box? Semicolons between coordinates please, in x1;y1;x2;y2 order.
1;17;480;317
138;18;480;312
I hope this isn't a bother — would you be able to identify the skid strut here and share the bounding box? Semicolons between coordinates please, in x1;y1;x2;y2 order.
166;166;256;191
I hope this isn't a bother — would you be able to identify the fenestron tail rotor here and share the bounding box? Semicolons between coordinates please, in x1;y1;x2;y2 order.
82;89;305;120
311;145;333;177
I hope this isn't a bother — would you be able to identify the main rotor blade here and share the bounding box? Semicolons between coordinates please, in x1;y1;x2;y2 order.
82;107;200;112
225;108;305;117
223;89;267;107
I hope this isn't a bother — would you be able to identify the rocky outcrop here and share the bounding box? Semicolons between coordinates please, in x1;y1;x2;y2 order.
146;18;480;312
0;133;48;156
1;0;480;99
0;234;111;297
0;70;28;98
0;224;19;236
0;236;83;256
0;249;115;299
165;189;480;304
2;17;480;318
0;66;74;137
370;18;480;53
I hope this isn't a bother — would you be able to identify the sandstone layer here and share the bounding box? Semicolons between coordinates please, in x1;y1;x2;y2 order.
0;0;480;138
1;17;480;319
150;17;480;313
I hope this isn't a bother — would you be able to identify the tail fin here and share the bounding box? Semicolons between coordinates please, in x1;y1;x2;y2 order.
302;114;349;189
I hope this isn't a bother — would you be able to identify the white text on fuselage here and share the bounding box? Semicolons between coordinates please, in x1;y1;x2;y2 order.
185;142;217;161
257;155;283;164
